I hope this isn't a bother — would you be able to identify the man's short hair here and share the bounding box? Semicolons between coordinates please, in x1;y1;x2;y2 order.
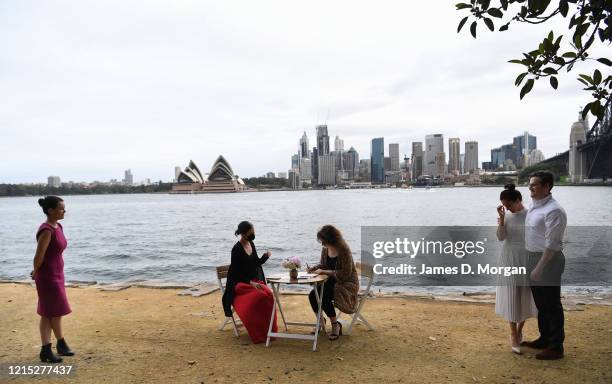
530;170;555;190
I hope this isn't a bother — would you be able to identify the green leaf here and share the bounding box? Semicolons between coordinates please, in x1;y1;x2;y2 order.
543;67;558;75
562;52;577;58
579;74;594;84
487;8;503;18
520;79;534;100
499;23;509;31
581;103;591;120
458;16;469;33
598;58;612;66
594;69;602;85
559;0;568;17
515;72;528;86
553;57;565;66
484;17;494;31
550;76;558;89
577;78;589;86
470;21;477;38
456;3;472;10
500;0;508;10
508;59;524;64
590;100;603;120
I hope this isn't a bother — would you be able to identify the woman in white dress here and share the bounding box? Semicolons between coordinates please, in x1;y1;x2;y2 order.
495;183;537;354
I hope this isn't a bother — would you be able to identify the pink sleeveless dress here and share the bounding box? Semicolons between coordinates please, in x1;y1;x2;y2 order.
35;222;71;317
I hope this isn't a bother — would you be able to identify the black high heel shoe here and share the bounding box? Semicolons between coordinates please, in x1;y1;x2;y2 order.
40;343;63;363
329;321;342;341
56;338;75;356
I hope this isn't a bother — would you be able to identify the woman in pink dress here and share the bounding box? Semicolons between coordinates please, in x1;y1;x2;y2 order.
31;196;75;363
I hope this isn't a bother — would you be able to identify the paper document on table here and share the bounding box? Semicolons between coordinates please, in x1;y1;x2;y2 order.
298;272;318;278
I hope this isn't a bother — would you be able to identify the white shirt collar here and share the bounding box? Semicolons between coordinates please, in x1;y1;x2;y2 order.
531;193;552;208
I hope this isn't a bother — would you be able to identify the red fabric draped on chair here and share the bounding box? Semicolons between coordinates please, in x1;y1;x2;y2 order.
232;280;277;343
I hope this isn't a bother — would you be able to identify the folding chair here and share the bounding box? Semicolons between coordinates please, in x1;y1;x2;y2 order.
338;261;375;335
216;264;241;337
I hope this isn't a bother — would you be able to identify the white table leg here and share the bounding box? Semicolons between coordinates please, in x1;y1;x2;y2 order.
265;282;278;347
312;281;325;351
272;283;288;331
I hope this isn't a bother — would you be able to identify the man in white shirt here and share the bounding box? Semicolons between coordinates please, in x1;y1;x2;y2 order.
522;171;567;360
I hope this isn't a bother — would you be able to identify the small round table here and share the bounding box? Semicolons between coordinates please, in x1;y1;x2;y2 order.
265;273;329;351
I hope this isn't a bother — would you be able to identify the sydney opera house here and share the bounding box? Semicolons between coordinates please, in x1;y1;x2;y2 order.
171;155;246;193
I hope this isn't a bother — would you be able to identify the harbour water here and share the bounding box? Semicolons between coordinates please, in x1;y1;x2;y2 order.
1;186;610;295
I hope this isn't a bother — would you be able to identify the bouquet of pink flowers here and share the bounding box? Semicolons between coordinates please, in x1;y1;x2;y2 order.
281;256;302;270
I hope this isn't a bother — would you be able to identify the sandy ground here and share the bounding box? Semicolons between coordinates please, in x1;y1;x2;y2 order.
1;283;611;384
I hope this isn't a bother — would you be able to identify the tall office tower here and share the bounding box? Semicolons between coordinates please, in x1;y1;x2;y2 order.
435;152;446;178
299;131;309;159
384;157;391;171
448;138;461;175
316;125;330;155
411;142;423;180
359;159;371;181
311;147;319;185
425;134;444;177
291;154;299;169
47;176;61;188
288;169;300;189
123;169;133;185
464;141;479;174
370;137;385;184
334;135;344;152
318;154;336;185
513;131;537;167
389;143;400;171
299;157;312;184
174;166;181;182
460;154;465;174
344;147;359;179
491;146;505;169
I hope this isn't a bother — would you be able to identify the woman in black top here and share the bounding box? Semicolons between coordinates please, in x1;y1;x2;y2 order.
221;221;277;343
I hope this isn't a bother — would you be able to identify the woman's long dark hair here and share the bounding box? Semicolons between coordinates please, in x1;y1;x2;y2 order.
38;196;63;215
500;183;522;202
317;225;351;256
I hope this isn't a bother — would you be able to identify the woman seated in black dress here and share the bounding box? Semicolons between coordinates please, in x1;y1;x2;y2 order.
221;221;277;343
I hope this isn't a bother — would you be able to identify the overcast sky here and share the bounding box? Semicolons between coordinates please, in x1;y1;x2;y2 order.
0;0;606;183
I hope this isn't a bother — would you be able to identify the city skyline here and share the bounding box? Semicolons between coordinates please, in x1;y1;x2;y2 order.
1;1;607;183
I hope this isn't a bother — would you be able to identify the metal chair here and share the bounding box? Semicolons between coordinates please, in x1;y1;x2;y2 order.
216;264;241;337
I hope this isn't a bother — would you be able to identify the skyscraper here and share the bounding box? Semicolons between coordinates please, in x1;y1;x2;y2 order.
299;157;312;184
334;135;344;152
47;176;61;188
316;125;330;156
299;131;309;159
344;147;359;180
435;152;446;178
389;143;400;171
425;134;444;177
513;131;537;167
464;141;479;174
411;142;423;180
318;154;336;185
291;154;299;169
123;169;133;185
371;138;385;184
448;138;461;175
311;147;319;185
